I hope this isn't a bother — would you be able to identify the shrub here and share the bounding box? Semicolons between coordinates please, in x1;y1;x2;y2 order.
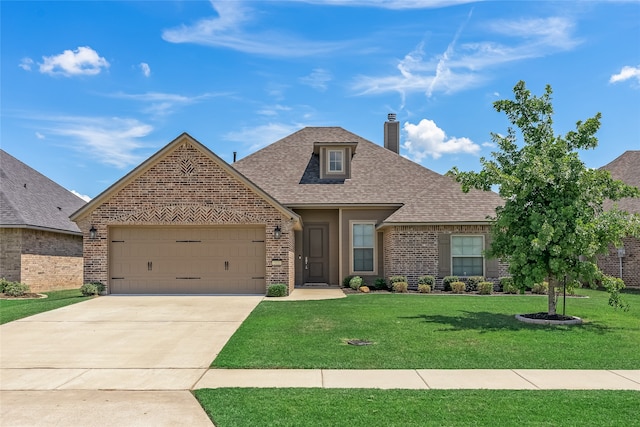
442;276;459;292
389;276;407;285
478;281;494;295
450;281;466;294
466;276;485;292
267;284;288;297
4;281;30;297
501;277;518;294
342;276;355;288
532;281;549;295
0;277;11;293
373;277;388;290
417;284;431;294
92;282;106;294
80;283;98;296
418;275;435;286
392;282;408;293
349;276;363;290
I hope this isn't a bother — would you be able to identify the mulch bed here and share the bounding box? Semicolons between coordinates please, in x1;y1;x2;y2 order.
0;293;47;300
519;312;576;321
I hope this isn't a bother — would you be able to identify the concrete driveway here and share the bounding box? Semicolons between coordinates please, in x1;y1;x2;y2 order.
0;295;263;426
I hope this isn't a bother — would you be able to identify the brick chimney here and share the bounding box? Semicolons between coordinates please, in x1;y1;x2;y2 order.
384;113;400;154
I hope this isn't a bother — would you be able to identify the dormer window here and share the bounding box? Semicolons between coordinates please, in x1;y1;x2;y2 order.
328;150;344;173
313;141;357;181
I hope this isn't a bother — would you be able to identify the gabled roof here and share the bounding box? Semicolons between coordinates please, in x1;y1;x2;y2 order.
71;133;301;227
600;150;640;214
233;127;501;223
0;149;85;234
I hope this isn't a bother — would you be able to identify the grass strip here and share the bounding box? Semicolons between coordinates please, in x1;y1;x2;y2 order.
0;289;93;324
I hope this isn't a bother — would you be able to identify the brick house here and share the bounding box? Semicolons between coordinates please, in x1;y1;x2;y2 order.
597;151;640;288
0;150;86;292
72;117;505;295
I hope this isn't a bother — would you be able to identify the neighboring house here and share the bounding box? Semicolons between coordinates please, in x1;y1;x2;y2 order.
72;116;505;295
0;150;86;292
597;150;640;288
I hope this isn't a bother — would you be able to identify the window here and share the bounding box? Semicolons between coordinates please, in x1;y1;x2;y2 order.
352;222;375;273
328;150;343;173
451;236;484;276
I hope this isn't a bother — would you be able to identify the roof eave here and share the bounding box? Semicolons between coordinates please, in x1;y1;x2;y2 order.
0;224;82;236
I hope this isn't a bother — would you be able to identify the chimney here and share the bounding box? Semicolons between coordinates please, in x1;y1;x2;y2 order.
233;151;237;162
384;113;400;154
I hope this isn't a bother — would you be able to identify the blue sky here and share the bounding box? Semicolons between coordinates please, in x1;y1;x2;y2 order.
2;1;639;201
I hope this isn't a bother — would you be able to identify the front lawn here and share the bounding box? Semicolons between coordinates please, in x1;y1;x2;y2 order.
212;288;640;369
0;289;93;324
195;389;640;427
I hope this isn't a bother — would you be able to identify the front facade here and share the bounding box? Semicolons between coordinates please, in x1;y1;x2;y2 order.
74;120;505;295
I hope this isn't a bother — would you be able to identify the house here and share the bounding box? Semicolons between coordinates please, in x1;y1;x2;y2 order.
71;116;505;295
597;150;640;288
0;149;86;292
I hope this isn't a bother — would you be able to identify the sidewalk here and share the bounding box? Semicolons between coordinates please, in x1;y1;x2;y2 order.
195;369;640;390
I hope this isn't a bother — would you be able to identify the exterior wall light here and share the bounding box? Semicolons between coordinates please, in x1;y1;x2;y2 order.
274;225;282;240
89;225;98;239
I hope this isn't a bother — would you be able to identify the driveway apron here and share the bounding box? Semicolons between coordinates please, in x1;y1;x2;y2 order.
0;295;263;426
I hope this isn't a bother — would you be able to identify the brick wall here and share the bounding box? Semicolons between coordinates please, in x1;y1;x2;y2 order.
76;139;294;294
21;254;83;292
597;237;640;288
0;228;22;282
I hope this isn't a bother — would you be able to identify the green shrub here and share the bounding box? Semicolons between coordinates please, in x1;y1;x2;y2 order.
267;284;288;297
342;276;355;288
442;276;459;292
501;277;518;294
466;276;485;292
417;284;431;294
418;275;435;286
389;276;407;285
80;283;98;296
450;281;466;294
349;276;363;290
373;277;388;290
4;281;30;297
392;282;408;293
0;277;11;293
91;282;106;294
532;281;549;295
478;281;494;295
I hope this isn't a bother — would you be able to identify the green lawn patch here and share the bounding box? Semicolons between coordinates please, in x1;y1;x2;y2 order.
212;288;640;369
0;289;93;324
195;389;640;427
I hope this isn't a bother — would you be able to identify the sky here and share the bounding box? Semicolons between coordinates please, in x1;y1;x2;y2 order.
2;1;639;202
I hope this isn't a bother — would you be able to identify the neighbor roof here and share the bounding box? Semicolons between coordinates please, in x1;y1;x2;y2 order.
0;149;85;234
600;150;640;214
233;127;501;223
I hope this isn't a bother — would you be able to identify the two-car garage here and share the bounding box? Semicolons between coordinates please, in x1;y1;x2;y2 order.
109;226;266;294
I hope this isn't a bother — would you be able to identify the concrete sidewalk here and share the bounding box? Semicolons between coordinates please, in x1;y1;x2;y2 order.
195;369;640;390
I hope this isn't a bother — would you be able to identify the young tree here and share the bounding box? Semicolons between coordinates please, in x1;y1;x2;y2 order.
449;81;640;316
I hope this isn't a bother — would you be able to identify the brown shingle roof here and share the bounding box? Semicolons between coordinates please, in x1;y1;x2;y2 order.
600;150;640;214
233;127;501;223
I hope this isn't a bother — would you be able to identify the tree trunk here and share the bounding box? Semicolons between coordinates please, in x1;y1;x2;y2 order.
548;277;557;316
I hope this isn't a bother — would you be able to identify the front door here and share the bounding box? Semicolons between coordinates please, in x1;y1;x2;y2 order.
303;223;330;283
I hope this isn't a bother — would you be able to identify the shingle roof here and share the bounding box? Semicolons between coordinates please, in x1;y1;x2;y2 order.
0;149;86;234
233;127;501;223
600;150;640;214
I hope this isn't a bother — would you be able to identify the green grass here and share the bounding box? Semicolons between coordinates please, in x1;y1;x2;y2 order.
212;288;640;369
0;289;93;324
195;389;640;427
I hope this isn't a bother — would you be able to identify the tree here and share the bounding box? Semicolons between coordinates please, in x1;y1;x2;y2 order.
448;81;640;316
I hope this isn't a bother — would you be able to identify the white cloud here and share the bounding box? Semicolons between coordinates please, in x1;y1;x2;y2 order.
610;65;640;85
39;46;109;77
402;119;480;161
257;104;292;116
19;57;34;71
225;122;301;152
70;190;92;202
139;62;151;77
299;68;332;91
35;132;45;139
291;0;477;9
162;1;345;57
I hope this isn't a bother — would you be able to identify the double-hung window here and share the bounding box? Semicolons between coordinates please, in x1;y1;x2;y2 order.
328;150;343;173
451;236;484;276
352;222;375;273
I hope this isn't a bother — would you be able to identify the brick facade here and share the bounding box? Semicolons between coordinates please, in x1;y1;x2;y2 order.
75;139;295;294
0;228;83;291
597;237;640;288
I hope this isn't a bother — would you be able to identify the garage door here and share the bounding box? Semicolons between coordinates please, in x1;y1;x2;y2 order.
109;226;266;294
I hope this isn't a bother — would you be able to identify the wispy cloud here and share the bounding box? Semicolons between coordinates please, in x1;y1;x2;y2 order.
610;65;640;86
38;46;109;77
225;122;301;153
139;62;151;77
299;68;333;91
257;104;292;116
162;1;346;57
353;15;581;99
294;0;478;9
108;91;225;116
35;132;45;140
403;118;480;161
19;57;34;71
70;190;92;202
36;115;152;168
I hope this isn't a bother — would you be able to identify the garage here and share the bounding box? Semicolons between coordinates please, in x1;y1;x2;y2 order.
109;226;266;294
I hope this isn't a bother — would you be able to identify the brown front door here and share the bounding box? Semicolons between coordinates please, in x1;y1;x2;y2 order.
303;223;330;283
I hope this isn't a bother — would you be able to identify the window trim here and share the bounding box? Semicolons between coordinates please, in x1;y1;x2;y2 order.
327;149;344;174
349;220;377;275
450;234;485;277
